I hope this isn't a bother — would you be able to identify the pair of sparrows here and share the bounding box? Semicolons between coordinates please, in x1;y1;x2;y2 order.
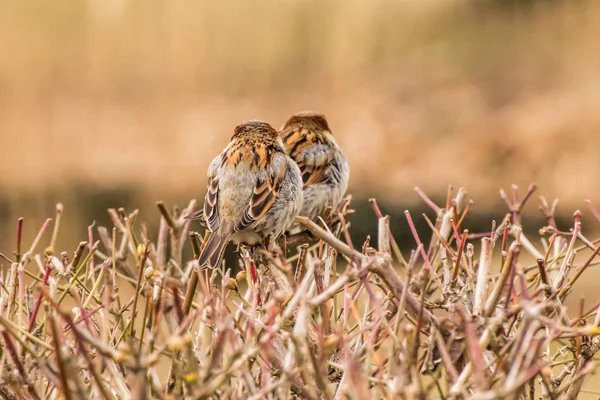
192;111;349;269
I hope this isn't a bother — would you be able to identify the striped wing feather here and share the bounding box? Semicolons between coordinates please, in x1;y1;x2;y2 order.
235;161;286;232
282;127;332;187
203;175;220;231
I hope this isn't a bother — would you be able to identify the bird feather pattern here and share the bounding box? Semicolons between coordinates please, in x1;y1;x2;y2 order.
282;127;333;187
196;120;303;269
279;111;349;225
203;176;220;231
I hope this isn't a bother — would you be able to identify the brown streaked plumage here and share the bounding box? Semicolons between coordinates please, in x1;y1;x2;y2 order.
222;122;280;169
280;111;349;228
194;120;303;269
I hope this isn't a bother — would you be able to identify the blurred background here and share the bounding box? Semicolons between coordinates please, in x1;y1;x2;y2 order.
3;2;600;396
1;0;600;251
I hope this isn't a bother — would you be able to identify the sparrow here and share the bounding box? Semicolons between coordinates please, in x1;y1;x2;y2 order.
194;120;304;269
279;111;349;225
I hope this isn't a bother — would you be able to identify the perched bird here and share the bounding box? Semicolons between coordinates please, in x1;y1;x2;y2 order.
194;120;304;269
279;111;349;225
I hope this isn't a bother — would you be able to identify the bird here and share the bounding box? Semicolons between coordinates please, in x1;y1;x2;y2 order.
279;111;349;227
193;120;304;269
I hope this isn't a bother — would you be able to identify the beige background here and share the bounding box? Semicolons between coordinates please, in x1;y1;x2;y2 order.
2;1;600;397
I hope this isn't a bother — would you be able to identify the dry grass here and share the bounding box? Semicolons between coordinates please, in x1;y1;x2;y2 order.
1;185;600;398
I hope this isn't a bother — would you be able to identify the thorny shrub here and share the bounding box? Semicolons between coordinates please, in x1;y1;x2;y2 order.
1;184;600;399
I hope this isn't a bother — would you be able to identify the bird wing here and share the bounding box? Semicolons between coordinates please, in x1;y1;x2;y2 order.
282;127;333;187
234;160;287;232
203;174;220;232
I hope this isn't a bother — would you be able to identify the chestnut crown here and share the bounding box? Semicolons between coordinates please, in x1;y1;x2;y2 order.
282;111;330;132
232;120;278;139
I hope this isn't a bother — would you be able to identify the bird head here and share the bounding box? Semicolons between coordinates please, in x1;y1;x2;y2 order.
281;111;331;132
231;120;279;139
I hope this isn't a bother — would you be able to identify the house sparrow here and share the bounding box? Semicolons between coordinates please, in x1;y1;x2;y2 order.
195;120;304;269
279;111;349;226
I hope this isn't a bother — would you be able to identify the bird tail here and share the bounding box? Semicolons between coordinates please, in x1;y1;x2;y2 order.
198;232;228;269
